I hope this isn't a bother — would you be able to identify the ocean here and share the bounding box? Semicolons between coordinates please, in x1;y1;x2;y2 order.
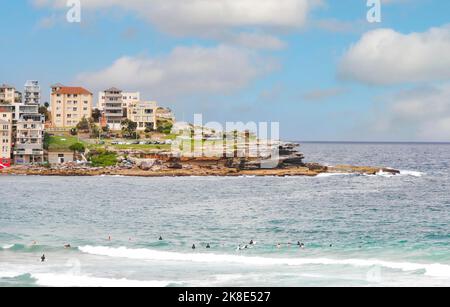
0;143;449;287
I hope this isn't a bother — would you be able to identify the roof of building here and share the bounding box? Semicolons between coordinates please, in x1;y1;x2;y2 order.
104;87;122;92
53;86;93;95
0;84;14;89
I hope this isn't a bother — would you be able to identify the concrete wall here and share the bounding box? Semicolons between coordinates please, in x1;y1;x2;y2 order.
47;151;75;164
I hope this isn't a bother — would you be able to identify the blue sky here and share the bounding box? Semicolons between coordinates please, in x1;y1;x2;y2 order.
1;0;449;141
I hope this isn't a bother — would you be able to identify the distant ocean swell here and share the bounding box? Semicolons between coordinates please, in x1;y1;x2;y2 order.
78;246;450;278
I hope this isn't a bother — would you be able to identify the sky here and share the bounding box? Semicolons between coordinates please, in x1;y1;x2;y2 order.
0;0;449;142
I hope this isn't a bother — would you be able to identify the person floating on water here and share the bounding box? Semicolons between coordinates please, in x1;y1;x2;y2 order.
192;244;196;250
41;254;46;262
108;236;111;241
206;243;211;249
159;236;163;241
276;243;281;249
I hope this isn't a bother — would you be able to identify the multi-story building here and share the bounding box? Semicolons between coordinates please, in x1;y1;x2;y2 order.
0;105;13;168
127;101;158;131
13;113;45;164
0;84;16;103
98;91;139;113
102;87;124;131
24;80;40;105
50;84;93;128
156;107;175;122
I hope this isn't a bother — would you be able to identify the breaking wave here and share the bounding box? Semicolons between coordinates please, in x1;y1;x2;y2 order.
78;246;450;278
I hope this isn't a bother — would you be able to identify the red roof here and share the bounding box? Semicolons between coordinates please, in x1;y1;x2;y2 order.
54;87;92;95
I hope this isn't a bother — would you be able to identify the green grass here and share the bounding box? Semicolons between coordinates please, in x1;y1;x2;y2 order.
47;135;82;151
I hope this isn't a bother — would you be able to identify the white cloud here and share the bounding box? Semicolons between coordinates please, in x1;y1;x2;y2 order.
373;84;450;141
76;45;277;100
34;0;319;34
339;25;450;85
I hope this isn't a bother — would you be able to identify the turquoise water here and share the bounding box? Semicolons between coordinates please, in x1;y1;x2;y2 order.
0;143;449;287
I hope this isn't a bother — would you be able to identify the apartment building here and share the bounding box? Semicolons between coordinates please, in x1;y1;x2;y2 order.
24;80;40;105
103;87;124;131
98;91;139;113
13;113;45;164
50;84;93;128
0;105;13;168
127;101;158;131
156;107;175;122
0;84;15;103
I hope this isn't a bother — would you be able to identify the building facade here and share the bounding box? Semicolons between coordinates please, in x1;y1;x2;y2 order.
24;80;40;105
127;101;158;131
156;107;175;122
102;87;124;131
50;84;93;128
13;113;45;164
0;84;16;104
0;105;13;168
98;90;139;115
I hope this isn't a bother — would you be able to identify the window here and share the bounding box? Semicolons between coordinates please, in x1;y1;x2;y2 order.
67;114;72;118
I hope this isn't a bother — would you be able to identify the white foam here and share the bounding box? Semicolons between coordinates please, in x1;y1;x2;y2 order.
316;173;352;178
1;244;14;249
33;273;176;287
374;169;424;178
78;246;450;278
0;271;23;278
399;170;424;177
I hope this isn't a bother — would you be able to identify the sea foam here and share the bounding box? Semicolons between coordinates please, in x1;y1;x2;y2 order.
32;273;176;287
78;246;450;278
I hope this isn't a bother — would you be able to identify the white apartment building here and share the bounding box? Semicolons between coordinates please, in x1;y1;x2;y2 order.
24;80;40;105
127;101;158;131
98;91;140;111
102;87;124;131
13;113;45;164
0;105;13;167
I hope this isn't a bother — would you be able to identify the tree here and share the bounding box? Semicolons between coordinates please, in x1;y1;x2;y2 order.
69;142;85;153
157;120;173;134
70;128;78;136
121;119;137;138
38;105;50;121
92;108;101;122
76;117;90;132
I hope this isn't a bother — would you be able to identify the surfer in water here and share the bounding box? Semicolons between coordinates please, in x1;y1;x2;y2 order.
249;240;254;245
64;244;71;249
41;254;46;262
206;243;211;249
159;236;163;241
192;244;196;250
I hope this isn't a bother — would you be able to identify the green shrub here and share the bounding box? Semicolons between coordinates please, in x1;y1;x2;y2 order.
89;151;118;167
69;142;85;153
